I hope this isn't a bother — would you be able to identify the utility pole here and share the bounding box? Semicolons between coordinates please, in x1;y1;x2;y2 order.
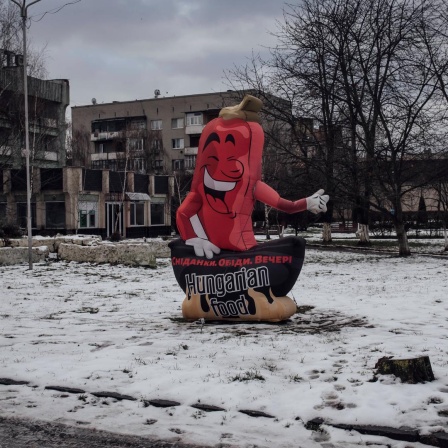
10;0;41;270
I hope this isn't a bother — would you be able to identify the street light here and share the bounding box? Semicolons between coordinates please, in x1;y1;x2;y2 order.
10;0;41;270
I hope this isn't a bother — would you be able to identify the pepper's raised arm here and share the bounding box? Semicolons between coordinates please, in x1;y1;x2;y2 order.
254;182;329;214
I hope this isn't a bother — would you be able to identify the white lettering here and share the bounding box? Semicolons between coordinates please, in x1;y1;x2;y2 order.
185;267;269;298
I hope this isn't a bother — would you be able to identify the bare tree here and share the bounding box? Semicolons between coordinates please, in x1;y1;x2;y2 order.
434;180;448;251
228;4;349;243
228;0;448;256
1;0;48;174
108;123;168;238
66;123;90;167
143;129;165;174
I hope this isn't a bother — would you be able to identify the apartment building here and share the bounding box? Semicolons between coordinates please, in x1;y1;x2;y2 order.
0;58;173;238
0;166;173;238
71;90;243;175
0;49;70;169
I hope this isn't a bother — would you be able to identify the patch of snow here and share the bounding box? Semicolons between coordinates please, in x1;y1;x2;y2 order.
0;249;447;447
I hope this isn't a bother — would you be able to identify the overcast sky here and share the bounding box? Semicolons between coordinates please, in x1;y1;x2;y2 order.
20;0;288;112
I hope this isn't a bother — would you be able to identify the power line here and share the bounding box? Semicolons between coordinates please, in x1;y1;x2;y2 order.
29;0;81;22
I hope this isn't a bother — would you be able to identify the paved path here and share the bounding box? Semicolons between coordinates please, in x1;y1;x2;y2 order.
0;416;209;448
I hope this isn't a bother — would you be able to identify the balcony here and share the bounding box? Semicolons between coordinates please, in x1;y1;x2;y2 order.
18;148;58;162
91;152;119;161
91;131;121;142
185;124;205;135
1;146;13;156
42;151;58;162
30;118;59;137
184;147;198;156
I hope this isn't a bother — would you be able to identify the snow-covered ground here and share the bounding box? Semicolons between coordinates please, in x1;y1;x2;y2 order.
286;228;448;255
0;247;447;447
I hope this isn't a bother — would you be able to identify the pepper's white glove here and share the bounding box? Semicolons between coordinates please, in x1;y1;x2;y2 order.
186;238;221;259
306;189;329;214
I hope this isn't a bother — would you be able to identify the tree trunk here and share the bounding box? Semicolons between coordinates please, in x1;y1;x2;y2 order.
322;222;332;242
357;224;371;246
356;193;372;246
278;225;284;238
375;356;435;384
395;221;410;256
444;223;448;251
264;204;270;240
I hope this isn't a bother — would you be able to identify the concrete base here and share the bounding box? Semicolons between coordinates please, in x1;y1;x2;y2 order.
0;236;171;267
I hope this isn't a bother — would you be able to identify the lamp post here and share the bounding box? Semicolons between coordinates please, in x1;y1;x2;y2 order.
10;0;41;270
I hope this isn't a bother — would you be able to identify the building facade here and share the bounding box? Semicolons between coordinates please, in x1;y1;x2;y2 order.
0;60;173;238
71;91;243;175
0;167;173;238
0;49;70;169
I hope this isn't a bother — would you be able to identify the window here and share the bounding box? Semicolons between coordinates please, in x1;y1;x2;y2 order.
17;202;36;228
171;118;184;129
172;159;184;171
151;139;162;152
130;202;145;226
185;155;196;169
116;159;127;171
91;160;115;170
172;138;184;149
186;112;203;126
43;136;57;152
150;120;162;130
78;201;97;228
131;158;145;172
91;118;126;133
130;119;146;130
155;159;164;169
151;203;165;225
154;176;169;194
10;170;27;191
129;138;144;151
189;134;200;147
46;202;65;229
0;202;7;225
41;169;63;191
95;142;116;154
114;140;125;153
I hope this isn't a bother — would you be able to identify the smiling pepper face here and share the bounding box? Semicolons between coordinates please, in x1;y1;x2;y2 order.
192;117;260;217
176;95;265;251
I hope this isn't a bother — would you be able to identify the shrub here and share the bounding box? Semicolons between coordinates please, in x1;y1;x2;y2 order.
110;232;122;242
1;223;23;238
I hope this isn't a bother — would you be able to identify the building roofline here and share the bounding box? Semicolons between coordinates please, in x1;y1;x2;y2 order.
71;90;240;109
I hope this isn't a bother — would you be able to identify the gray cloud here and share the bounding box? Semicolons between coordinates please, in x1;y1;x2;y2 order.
12;0;288;109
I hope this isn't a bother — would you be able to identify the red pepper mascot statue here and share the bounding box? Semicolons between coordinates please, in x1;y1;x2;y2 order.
169;95;329;321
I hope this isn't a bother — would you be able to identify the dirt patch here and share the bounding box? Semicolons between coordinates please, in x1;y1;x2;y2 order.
170;306;371;335
285;306;371;334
